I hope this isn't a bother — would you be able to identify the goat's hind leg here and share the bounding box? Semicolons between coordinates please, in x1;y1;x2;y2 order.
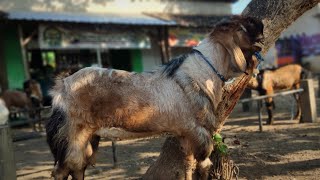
293;91;302;121
70;135;100;180
87;135;101;166
52;163;70;180
60;126;95;180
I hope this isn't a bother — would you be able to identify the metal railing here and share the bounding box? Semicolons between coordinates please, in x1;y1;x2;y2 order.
8;106;51;128
238;88;304;132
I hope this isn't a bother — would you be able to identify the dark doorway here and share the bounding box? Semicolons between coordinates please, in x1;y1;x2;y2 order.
110;50;132;71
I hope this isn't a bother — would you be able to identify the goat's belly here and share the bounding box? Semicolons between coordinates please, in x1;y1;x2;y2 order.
95;127;160;141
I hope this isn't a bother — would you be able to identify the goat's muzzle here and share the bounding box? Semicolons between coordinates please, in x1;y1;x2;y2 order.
253;35;265;51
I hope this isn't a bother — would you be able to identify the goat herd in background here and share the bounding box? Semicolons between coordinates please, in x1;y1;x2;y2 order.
0;79;48;131
0;15;314;180
247;64;311;125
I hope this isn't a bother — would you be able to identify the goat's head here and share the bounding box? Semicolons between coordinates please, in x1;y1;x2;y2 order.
210;15;264;73
24;79;43;102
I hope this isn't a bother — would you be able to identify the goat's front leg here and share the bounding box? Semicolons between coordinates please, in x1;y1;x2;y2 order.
264;87;275;125
198;158;213;180
265;99;274;125
181;125;213;180
185;152;196;180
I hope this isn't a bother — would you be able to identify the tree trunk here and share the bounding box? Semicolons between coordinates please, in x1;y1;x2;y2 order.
143;0;320;179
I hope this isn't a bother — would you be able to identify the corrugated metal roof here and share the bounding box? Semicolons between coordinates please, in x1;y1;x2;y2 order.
6;11;177;25
146;13;229;27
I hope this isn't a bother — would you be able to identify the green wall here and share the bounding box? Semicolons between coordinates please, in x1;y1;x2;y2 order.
3;25;25;89
131;49;143;72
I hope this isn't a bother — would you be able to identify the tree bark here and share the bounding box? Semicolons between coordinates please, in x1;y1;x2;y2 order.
242;0;320;54
143;0;320;179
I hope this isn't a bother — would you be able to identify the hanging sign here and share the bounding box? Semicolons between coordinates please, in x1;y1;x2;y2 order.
39;25;151;49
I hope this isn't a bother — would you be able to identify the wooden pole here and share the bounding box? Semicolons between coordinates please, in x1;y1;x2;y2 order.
18;24;30;79
0;125;17;180
318;75;320;97
96;48;102;67
112;141;117;167
300;79;317;123
0;24;8;91
257;100;263;132
241;89;252;112
163;26;171;60
158;26;169;64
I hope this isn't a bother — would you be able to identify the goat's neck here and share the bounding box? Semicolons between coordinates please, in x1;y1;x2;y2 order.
194;38;230;81
192;38;227;109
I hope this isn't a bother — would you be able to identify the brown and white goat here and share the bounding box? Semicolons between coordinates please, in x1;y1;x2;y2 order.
1;79;43;111
46;16;264;180
247;64;309;124
1;79;43;130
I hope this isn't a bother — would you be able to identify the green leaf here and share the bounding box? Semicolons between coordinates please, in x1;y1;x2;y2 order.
213;133;223;143
217;144;228;155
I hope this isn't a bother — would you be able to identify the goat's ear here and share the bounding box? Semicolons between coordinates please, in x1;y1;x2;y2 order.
219;35;247;72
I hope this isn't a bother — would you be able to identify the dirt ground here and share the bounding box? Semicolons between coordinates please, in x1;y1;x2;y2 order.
12;95;320;180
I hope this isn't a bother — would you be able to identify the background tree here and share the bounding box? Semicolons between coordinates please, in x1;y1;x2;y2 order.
143;0;320;179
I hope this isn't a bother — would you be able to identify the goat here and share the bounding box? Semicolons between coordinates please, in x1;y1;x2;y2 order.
1;90;32;110
247;64;309;124
1;79;43;129
45;15;264;180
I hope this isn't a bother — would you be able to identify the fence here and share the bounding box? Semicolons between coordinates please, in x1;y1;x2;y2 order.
239;79;317;132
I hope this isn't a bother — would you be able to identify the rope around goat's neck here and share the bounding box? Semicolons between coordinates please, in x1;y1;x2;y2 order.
254;52;264;70
193;49;264;84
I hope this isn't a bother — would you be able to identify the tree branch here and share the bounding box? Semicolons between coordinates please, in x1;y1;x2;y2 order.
242;0;320;54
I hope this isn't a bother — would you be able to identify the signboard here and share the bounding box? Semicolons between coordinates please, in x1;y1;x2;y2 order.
169;28;207;47
39;25;151;49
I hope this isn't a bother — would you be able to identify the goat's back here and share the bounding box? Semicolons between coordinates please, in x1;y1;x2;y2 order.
264;64;302;90
1;90;30;109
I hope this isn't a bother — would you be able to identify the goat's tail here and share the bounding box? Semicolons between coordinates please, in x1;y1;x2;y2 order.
46;77;69;167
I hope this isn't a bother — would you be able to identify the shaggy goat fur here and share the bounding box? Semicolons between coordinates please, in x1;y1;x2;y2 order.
247;64;309;124
46;15;264;180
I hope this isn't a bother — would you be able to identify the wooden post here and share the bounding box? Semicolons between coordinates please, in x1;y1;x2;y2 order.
241;89;252;112
318;75;320;97
0;24;8;91
158;26;169;64
0;125;17;180
18;24;30;79
257;100;263;132
300;79;317;123
112;141;117;167
96;48;102;67
163;26;171;60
